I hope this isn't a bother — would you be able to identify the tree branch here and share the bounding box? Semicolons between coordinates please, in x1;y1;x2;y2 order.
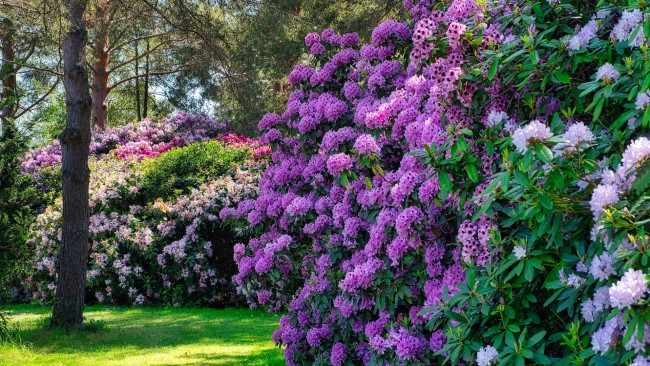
108;38;181;73
13;42;36;73
109;66;192;89
1;59;62;76
15;77;60;119
109;31;172;52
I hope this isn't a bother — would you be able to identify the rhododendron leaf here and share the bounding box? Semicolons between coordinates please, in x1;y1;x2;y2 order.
503;49;526;64
628;24;642;45
592;98;605;121
529;50;539;66
554;70;570;84
632;159;650;195
548;170;564;188
501;173;511;191
364;177;372;190
579;84;600;98
640;73;650;94
523;261;535;282
535;144;553;163
539;192;553;210
514;171;530;186
438;171;452;192
466;163;478;183
488;58;499;80
459;128;473;136
644;107;650;127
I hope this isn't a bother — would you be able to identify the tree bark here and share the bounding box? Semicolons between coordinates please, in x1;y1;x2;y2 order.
52;0;92;328
134;41;141;121
143;39;149;118
0;18;18;130
90;0;111;130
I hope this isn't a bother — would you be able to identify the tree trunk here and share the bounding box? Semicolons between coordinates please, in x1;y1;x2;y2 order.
90;0;111;130
0;18;17;131
143;39;149;118
52;0;92;328
134;41;141;121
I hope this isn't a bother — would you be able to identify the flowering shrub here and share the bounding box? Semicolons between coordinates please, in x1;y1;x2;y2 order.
231;0;650;365
21;112;231;198
21;111;271;307
28;153;261;306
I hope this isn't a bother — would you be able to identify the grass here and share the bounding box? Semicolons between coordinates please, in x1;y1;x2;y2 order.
0;304;285;366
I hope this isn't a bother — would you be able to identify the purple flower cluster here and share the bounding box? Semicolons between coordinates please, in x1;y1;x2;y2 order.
229;1;519;364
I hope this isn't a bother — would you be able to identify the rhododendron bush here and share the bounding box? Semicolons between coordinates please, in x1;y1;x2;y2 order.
230;0;650;365
21;112;268;201
21;113;271;307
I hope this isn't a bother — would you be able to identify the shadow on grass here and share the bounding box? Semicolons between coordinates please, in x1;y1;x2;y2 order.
1;305;285;366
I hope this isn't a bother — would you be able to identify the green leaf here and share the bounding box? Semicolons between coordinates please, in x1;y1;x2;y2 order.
593;98;605;122
489;58;499;80
534;144;553;163
529;50;539;65
629;23;642;45
526;331;547;348
539;192;553;210
503;49;526;64
641;73;650;93
633;159;650;195
466;163;479;183
554;70;570;84
438;171;452;191
365;177;373;190
513;171;530;186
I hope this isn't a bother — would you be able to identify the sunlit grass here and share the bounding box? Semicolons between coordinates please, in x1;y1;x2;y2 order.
0;304;285;366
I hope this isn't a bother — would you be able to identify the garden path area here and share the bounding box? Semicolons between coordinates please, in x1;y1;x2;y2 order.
0;305;284;366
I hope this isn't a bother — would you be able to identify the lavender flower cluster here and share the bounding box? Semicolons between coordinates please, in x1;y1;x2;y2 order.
228;2;521;364
233;1;650;364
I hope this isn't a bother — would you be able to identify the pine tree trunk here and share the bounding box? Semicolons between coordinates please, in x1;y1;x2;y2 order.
134;41;141;121
143;39;149;118
90;0;110;130
0;18;17;130
52;0;92;328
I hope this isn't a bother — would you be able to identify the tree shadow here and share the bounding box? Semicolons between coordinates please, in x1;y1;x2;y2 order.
3;305;285;366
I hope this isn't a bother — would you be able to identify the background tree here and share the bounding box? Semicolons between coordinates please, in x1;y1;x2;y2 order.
86;0;197;129
0;0;62;133
51;0;91;328
165;0;403;133
0;122;36;290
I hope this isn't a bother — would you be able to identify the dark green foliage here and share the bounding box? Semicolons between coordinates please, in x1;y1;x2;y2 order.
0;124;37;288
140;141;250;201
0;309;8;341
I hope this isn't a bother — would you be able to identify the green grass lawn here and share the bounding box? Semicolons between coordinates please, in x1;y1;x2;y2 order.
0;304;285;366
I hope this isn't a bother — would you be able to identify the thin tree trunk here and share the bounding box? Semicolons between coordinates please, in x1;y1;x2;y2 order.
52;0;92;328
90;0;110;130
134;41;141;121
143;39;149;118
0;18;17;130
